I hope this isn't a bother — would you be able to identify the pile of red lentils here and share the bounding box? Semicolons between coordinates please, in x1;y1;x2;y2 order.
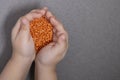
30;16;53;53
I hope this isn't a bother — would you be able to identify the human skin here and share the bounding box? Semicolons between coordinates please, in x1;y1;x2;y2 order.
34;8;68;80
0;8;42;80
0;7;68;80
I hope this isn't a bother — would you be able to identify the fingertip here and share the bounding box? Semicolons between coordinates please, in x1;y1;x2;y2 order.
39;7;48;15
43;7;48;11
20;17;29;31
21;17;28;25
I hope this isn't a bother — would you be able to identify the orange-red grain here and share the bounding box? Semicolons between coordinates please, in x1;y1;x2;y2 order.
30;16;53;53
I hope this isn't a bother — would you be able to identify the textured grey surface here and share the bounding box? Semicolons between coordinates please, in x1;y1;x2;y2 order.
0;0;120;80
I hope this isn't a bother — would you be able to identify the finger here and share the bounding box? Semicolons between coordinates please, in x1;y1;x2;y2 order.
50;17;68;42
53;28;57;33
30;7;48;16
24;12;42;21
30;7;48;14
54;33;68;51
18;17;31;40
11;18;21;40
45;11;55;20
45;11;67;37
43;7;48;15
50;17;66;33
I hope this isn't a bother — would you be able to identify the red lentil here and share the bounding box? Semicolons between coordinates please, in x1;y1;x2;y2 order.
30;16;53;53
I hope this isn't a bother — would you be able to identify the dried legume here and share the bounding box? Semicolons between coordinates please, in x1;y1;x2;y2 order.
30;16;53;53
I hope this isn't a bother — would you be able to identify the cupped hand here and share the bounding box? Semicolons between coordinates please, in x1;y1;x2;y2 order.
35;8;68;67
11;9;44;61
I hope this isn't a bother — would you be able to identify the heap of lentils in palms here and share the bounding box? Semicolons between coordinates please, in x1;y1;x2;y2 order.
30;16;53;53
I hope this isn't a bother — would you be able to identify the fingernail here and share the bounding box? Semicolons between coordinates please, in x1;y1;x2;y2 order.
43;7;48;10
21;19;27;30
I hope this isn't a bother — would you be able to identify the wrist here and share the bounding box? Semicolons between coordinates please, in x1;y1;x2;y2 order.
35;59;56;71
35;59;57;80
11;52;34;64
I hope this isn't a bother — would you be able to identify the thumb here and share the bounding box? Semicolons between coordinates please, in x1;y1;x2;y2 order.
19;18;30;38
58;34;66;43
55;33;67;49
21;18;29;31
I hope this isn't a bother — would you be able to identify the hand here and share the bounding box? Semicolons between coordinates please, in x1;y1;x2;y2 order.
11;10;43;61
0;12;43;80
35;8;68;67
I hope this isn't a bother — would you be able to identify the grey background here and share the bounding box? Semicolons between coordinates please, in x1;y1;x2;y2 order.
0;0;120;80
